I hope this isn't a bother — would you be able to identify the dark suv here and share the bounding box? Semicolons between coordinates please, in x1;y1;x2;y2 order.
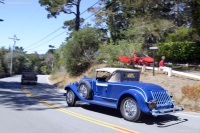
21;70;37;85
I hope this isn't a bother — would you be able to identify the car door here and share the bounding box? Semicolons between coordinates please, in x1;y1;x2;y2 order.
95;81;109;98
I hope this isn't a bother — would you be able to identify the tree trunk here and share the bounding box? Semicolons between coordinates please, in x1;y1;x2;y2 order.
75;0;81;31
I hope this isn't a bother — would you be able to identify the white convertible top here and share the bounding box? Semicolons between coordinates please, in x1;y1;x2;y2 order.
96;67;139;73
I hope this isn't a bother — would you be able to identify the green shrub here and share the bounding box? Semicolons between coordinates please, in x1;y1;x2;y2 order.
165;26;190;42
157;41;200;63
96;40;143;66
0;47;9;74
63;28;100;76
157;26;200;64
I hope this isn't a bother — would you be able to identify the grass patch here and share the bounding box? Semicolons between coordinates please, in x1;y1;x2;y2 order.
182;85;200;100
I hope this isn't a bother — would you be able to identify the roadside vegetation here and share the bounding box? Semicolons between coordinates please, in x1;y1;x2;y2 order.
0;46;55;77
48;0;200;77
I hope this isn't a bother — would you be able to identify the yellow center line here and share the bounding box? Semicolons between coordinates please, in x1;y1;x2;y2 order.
22;87;139;133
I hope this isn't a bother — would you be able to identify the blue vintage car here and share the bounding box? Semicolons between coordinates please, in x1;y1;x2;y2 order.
64;68;184;122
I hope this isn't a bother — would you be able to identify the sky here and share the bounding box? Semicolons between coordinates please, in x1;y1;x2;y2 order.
0;0;100;54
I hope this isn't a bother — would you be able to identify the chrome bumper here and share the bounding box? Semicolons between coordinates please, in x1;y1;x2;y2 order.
151;105;184;116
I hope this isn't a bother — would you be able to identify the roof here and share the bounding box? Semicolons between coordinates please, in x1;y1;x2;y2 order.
96;67;140;73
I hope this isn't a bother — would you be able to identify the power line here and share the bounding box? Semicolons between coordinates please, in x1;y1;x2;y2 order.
83;1;113;22
26;30;68;51
24;27;62;49
29;1;109;51
28;49;49;53
24;0;103;52
80;0;101;16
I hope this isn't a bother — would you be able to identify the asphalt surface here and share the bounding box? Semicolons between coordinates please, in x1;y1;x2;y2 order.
0;75;200;133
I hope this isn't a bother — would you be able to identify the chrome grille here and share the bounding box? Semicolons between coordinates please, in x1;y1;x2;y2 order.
151;91;172;107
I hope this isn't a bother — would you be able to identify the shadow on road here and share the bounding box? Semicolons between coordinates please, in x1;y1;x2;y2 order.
0;80;66;111
139;114;188;127
76;103;188;127
80;104;122;118
0;81;38;111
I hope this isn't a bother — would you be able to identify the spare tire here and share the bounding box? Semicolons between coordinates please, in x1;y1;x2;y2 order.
78;80;92;100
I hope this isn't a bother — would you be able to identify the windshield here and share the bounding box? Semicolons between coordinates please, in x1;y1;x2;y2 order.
135;53;147;57
96;71;111;82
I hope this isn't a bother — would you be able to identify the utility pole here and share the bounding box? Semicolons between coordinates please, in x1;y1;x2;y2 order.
9;35;20;76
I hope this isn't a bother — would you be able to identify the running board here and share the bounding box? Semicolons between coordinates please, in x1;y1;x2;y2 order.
89;100;117;109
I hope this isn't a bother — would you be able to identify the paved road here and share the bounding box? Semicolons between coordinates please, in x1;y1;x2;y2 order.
0;75;200;133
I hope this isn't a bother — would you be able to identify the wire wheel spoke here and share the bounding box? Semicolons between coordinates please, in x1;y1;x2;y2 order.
67;91;73;103
124;99;137;117
79;85;87;97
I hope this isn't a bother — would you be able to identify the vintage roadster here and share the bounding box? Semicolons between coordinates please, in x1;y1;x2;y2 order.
64;68;184;122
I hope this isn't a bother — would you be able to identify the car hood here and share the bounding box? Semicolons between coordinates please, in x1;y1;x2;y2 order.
138;57;154;62
113;82;165;101
112;81;164;91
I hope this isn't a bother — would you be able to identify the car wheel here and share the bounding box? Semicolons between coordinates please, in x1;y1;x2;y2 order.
120;97;142;122
78;81;92;99
66;90;76;107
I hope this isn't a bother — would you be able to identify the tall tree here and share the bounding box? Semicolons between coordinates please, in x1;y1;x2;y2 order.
0;47;9;74
39;0;81;31
63;18;84;31
91;0;127;44
188;0;200;36
0;0;4;21
0;0;4;4
63;27;100;76
91;0;180;44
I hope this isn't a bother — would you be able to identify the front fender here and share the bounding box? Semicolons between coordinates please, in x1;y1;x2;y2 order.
64;84;88;102
117;89;150;113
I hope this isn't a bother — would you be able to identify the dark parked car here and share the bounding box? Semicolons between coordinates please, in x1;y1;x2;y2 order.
64;68;183;122
21;70;37;85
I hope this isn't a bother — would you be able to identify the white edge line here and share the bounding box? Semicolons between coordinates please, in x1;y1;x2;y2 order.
177;112;200;118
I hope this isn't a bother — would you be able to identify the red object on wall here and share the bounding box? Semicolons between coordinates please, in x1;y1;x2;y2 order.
119;53;154;66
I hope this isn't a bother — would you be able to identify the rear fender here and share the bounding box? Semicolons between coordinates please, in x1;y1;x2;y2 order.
117;90;150;113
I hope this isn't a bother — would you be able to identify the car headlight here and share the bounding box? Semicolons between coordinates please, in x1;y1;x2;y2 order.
147;99;157;109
